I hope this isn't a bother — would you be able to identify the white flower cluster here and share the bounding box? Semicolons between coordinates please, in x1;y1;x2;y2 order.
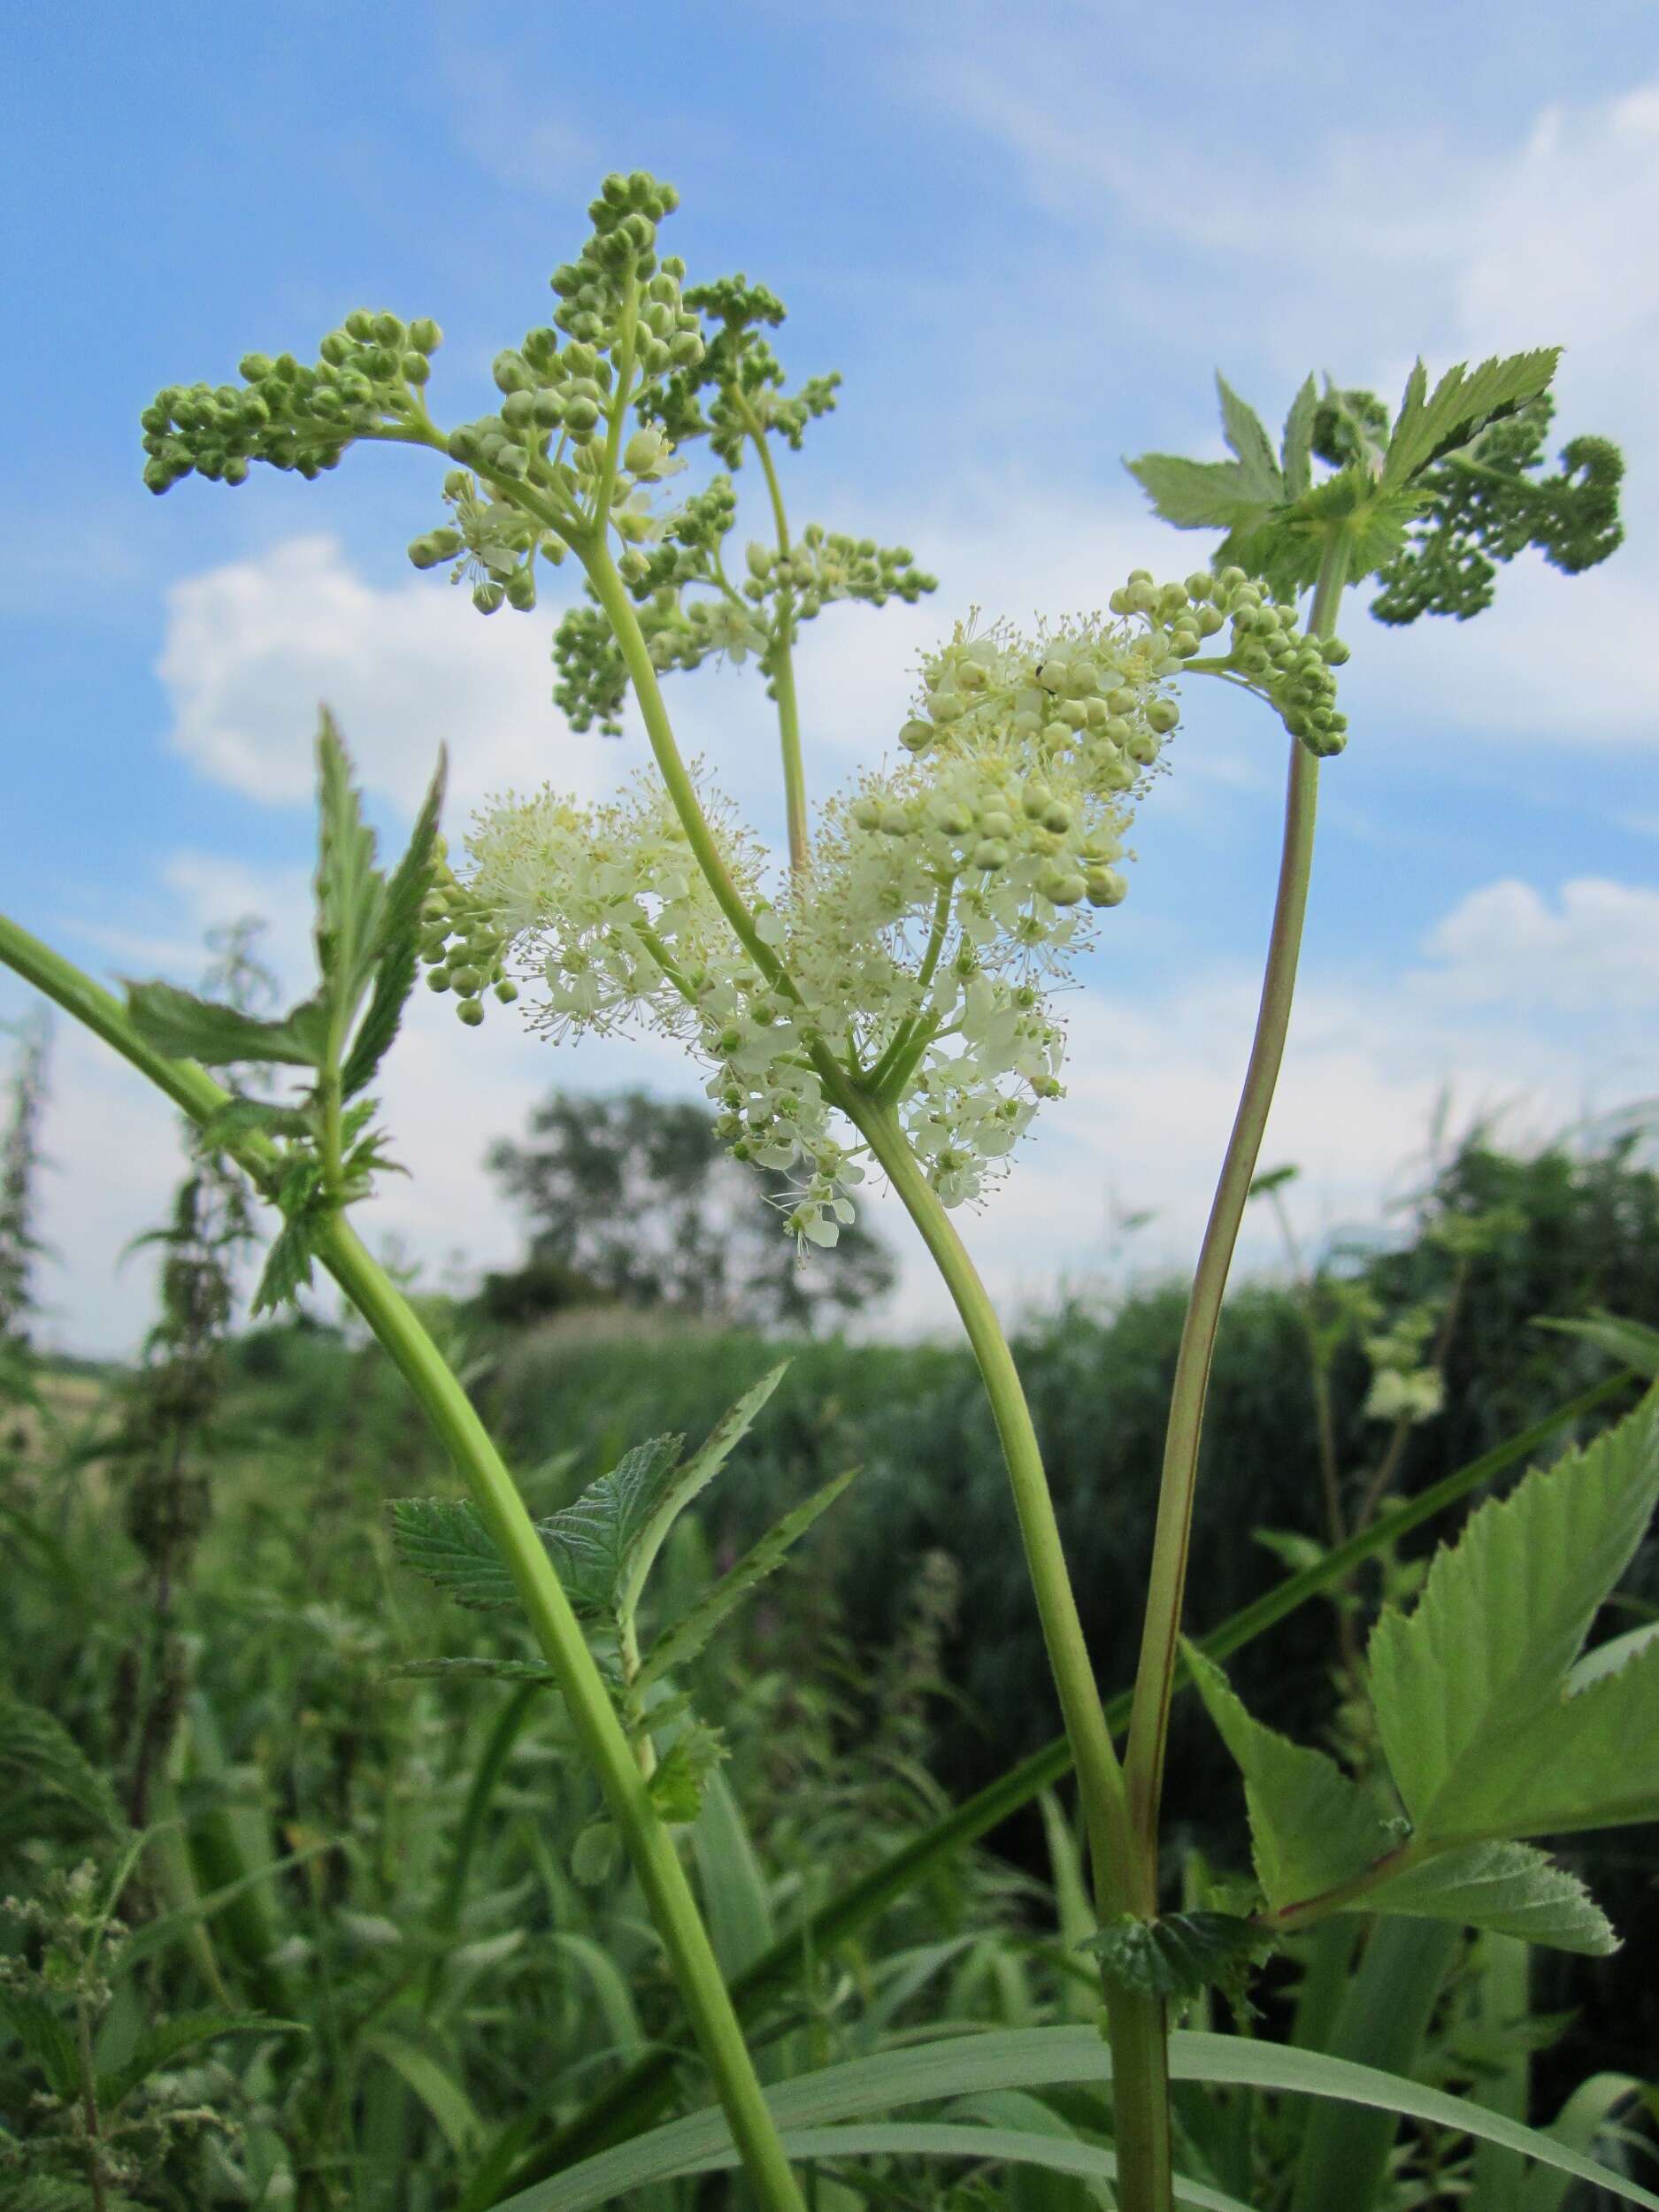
465;573;1339;1253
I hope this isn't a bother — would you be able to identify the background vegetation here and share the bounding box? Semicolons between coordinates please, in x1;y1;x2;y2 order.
4;1025;1656;2206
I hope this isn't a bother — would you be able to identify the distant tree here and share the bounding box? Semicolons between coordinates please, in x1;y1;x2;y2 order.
0;1007;51;1384
484;1088;895;1332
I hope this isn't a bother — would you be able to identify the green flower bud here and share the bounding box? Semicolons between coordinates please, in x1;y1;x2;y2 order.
979;810;1013;840
472;581;505;615
851;795;883;830
1022;780;1053;818
506;566;537;610
408;316;442;353
1146;698;1179;734
879;803;912;836
972;838;1010;872
407;535;442;570
1126;730;1161;765
457;998;485;1026
450;965;481;993
1042;870;1087;907
494;979;519;1004
898;719;933;753
1043;801;1073;833
1320;636;1351;664
1086;867;1127;908
564;396;601;438
427;966;452;991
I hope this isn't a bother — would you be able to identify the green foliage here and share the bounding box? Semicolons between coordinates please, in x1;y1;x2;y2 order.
1126;349;1622;626
1190;1394;1659;1964
1368;1390;1659;1839
1081;1911;1267;2008
125;719;445;1311
1182;1644;1400;1912
393;1367;856;1829
0;1010;50;1384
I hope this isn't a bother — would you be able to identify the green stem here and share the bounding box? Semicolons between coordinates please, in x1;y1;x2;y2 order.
584;541;795;995
866;877;954;1096
1123;535;1351;1858
1108;534;1351;2211
828;1083;1132;1905
748;425;810;876
0;911;810;2212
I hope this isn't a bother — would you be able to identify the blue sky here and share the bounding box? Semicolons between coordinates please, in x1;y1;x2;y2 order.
5;0;1659;1351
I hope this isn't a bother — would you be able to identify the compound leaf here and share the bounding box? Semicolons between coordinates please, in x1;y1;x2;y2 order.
1384;348;1560;488
1184;1643;1398;1910
1366;1392;1659;1834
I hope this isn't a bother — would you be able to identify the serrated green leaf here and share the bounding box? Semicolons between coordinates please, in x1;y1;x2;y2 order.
649;1720;726;1824
381;1656;559;1686
313;711;385;1021
374;747;448;961
1123;452;1269;532
1082;1911;1269;2005
1431;1628;1659;1840
1537;1310;1659;1379
0;1693;125;1834
341;749;448;1100
198;1096;311;1148
541;1364;789;1622
1366;1392;1659;1836
1183;1644;1398;1911
125;979;330;1070
250;1211;321;1316
617;1363;788;1617
1566;1618;1659;1693
391;1496;518;1610
638;1466;857;1691
1280;375;1318;501
98;2009;302;2110
1384;349;1561;488
539;1434;683;1616
1363;1841;1617;1955
1216;374;1284;502
0;1983;81;2096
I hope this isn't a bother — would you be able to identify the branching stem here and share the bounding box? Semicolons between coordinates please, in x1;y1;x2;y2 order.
0;911;810;2212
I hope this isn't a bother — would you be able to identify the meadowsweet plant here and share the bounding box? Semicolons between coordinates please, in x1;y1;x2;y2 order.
4;168;1653;2212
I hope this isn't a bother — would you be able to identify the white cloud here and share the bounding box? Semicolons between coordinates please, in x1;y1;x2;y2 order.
157;534;597;818
1420;876;1659;1011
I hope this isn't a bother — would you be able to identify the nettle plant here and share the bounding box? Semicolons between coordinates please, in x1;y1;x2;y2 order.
3;170;1652;2212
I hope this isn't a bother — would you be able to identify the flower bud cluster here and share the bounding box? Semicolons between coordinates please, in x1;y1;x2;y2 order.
419;850;519;1027
435;173;703;515
644;274;841;466
142;311;444;494
1102;565;1349;757
742;526;936;619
